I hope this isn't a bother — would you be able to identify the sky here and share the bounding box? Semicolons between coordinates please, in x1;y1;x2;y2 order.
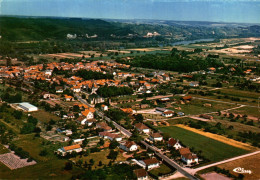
0;0;260;23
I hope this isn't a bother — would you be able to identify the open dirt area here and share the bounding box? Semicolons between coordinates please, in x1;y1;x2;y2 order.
137;108;161;114
174;124;256;151
218;153;260;180
0;152;37;170
107;50;131;54
200;172;231;180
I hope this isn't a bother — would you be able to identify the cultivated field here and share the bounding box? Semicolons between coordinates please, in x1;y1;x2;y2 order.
158;126;249;162
175;124;256;151
217;153;260;180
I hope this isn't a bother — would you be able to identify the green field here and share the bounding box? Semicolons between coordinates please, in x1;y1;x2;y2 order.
0;159;83;179
158;126;248;162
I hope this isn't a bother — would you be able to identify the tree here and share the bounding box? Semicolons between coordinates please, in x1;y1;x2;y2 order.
20;123;35;134
89;159;95;166
14;110;23;119
81;94;86;99
107;150;118;160
134;114;144;123
109;140;119;149
64;161;73;170
98;161;103;166
39;149;48;156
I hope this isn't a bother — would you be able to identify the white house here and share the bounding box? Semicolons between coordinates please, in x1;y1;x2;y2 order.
135;123;150;134
73;138;85;144
42;93;51;99
119;141;138;152
55;86;64;93
81;110;94;120
189;81;199;87
57;144;82;156
99;132;122;142
139;158;160;170
101;104;108;111
179;148;199;166
77;116;96;126
149;133;163;142
162;110;174;117
72;86;81;93
168;138;182;150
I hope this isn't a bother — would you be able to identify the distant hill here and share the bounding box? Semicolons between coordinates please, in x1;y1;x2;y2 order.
0;16;260;42
0;17;134;41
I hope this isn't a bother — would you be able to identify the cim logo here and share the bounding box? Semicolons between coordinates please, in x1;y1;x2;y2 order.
233;167;252;174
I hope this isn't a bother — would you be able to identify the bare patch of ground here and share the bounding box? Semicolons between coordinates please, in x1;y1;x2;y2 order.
200;172;231;180
0;152;37;170
218;153;260;180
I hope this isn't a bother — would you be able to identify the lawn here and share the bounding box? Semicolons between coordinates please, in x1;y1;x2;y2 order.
158;126;248;162
31;109;60;123
72;148;127;170
13;134;65;162
149;164;175;178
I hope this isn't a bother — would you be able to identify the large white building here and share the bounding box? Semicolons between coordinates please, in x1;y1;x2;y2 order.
17;102;38;112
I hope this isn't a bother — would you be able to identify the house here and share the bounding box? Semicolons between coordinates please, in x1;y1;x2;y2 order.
76;116;96;126
101;104;108;111
88;94;105;104
140;104;149;109
99;132;122;142
162;110;174;117
55;86;64;93
199;114;213;120
57;144;82;156
182;96;192;102
73;138;85;144
168;138;182;150
121;108;134;114
179;148;198;166
96;122;112;132
139;158;160;170
177;112;185;116
155;107;167;113
67;113;75;119
149;133;163;142
72;86;81;93
134;169;148;180
189;81;199;87
64;95;74;101
120;141;138;152
81;109;94;120
42;93;51;99
134;123;150;134
162;74;170;81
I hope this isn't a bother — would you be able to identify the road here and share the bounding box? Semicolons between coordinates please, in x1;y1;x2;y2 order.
141;141;199;180
75;93;132;137
74;93;197;179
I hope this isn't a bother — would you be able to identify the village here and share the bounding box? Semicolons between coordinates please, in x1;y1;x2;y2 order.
0;44;259;180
